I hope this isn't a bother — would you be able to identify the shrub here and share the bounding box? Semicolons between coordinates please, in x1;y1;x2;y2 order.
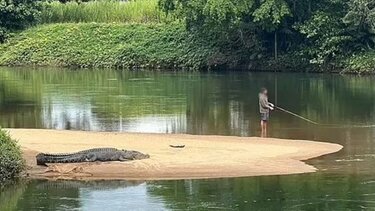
0;0;42;42
0;129;25;183
341;51;375;74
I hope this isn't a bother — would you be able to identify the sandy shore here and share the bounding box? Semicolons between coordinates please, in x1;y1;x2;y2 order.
8;129;342;180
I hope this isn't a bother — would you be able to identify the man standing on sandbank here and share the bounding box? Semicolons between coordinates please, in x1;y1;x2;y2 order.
259;88;274;137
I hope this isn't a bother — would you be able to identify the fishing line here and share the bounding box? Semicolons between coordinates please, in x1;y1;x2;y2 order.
275;105;375;128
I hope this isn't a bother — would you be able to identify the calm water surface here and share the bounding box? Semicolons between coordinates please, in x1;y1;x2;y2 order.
0;67;375;210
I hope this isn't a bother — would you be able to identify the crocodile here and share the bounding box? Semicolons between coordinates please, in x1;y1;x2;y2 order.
36;148;150;166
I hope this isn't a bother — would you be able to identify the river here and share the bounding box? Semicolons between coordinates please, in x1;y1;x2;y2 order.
0;67;374;210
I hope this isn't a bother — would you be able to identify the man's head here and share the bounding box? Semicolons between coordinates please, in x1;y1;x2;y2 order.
260;87;268;95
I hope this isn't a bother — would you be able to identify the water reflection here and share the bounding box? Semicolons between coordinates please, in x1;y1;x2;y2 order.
1;175;375;210
1;67;375;210
1;68;375;136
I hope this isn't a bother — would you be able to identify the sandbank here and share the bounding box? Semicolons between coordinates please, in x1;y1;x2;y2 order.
7;129;343;180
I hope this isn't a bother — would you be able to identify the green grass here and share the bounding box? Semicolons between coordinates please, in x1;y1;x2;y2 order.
0;129;25;184
40;0;171;24
0;23;225;69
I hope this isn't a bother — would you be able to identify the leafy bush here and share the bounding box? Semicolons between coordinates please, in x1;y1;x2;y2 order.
40;0;172;24
341;51;375;73
0;129;25;183
343;0;375;51
0;0;42;42
296;12;353;65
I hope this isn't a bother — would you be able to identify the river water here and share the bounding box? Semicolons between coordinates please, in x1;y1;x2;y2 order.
0;67;374;210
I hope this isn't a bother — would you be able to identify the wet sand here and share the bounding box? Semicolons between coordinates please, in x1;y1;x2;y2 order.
8;129;343;180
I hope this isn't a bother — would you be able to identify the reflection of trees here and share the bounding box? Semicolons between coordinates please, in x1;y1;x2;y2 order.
0;70;43;128
183;72;374;135
1;68;375;136
15;180;80;210
147;173;371;210
0;180;143;210
0;182;26;211
1;175;372;210
275;74;375;124
185;73;257;136
0;68;188;131
0;180;77;211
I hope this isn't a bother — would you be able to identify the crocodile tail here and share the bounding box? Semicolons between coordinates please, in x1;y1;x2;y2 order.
36;153;85;165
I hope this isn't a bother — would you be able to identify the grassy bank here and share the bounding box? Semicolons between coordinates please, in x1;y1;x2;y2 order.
0;22;373;72
0;129;24;184
40;0;171;24
0;23;229;70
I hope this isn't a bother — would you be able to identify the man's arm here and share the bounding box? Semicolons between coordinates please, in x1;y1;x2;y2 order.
268;102;274;110
260;97;274;110
260;98;274;111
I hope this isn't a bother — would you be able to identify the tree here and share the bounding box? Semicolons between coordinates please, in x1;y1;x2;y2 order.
159;0;373;67
158;0;313;60
343;0;375;50
297;11;352;64
295;0;375;64
252;0;292;59
159;0;264;67
0;0;41;42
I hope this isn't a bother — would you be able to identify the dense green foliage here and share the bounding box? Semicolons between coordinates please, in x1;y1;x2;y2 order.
0;129;24;183
159;0;375;72
159;0;308;59
342;51;375;73
40;0;171;24
0;23;249;69
0;0;41;42
0;0;374;72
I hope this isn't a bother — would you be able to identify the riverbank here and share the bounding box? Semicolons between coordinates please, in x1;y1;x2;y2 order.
8;129;342;180
1;23;373;73
0;23;221;70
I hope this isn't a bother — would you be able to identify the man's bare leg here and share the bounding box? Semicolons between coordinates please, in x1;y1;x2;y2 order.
261;120;265;137
263;121;267;137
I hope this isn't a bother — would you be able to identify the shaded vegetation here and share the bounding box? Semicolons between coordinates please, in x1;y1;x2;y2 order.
0;0;375;72
158;0;375;73
0;0;42;42
0;129;25;184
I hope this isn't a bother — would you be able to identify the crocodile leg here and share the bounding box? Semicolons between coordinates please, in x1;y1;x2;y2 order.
85;154;97;162
119;157;130;162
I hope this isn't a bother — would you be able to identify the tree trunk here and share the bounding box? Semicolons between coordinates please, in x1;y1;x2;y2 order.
274;31;278;60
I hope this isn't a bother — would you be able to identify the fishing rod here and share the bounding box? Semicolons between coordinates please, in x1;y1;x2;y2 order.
275;106;319;125
274;105;375;128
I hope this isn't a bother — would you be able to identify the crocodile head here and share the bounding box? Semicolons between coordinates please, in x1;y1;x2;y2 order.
121;150;150;160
